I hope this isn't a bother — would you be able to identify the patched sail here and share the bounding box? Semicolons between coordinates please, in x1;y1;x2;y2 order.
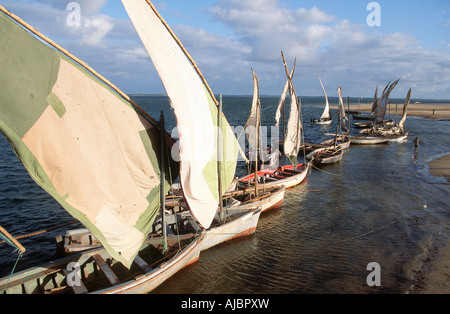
0;8;178;267
319;76;331;120
121;0;239;229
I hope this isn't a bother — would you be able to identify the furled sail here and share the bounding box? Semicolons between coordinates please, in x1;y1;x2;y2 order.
281;53;302;165
121;0;239;229
370;86;379;114
319;76;331;120
275;62;296;127
246;69;262;162
0;8;178;268
375;79;400;124
398;88;412;132
337;86;349;132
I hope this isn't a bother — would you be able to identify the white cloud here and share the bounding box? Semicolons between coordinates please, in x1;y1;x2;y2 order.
2;0;449;98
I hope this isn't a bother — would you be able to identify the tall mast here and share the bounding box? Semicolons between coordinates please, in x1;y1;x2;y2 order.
160;111;167;253
218;95;224;221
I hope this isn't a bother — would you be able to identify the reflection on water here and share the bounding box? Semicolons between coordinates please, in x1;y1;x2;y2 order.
1;96;449;294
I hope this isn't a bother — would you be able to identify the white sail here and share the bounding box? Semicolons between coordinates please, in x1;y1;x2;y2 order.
319;76;331;120
281;53;302;165
246;69;261;161
337;86;349;132
122;0;239;229
398;88;411;131
275;61;296;126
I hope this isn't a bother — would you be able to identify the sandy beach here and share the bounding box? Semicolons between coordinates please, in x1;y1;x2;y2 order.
331;103;450;120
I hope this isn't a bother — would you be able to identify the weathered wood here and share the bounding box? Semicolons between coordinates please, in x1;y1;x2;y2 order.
63;269;88;294
92;254;120;286
133;255;153;274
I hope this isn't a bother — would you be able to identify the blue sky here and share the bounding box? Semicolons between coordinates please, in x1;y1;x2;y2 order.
1;0;450;99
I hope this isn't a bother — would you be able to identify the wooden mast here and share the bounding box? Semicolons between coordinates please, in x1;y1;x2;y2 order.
160;111;167;253
218;95;224;221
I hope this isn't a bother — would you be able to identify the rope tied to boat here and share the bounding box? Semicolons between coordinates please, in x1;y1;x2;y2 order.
0;231;24;294
310;163;341;176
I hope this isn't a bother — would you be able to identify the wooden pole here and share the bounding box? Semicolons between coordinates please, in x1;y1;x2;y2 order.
160;111;167;253
217;95;224;221
254;100;261;197
0;225;26;253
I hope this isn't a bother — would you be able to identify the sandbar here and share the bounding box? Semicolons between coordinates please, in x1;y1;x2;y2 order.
331;103;450;120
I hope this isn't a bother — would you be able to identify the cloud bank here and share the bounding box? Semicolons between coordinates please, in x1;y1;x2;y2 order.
1;0;449;99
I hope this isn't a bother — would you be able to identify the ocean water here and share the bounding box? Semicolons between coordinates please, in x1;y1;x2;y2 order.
0;95;449;294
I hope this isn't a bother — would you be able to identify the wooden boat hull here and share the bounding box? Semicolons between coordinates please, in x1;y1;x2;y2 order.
99;237;203;294
311;118;332;125
201;208;262;251
349;136;389;145
238;163;309;190
387;133;408;142
352;114;375;121
1;235;203;294
231;186;285;213
314;152;343;165
307;147;344;165
321;136;351;150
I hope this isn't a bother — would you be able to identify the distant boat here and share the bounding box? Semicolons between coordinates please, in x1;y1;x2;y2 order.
311;76;333;125
349;135;389;145
352;113;375;121
306;147;344;165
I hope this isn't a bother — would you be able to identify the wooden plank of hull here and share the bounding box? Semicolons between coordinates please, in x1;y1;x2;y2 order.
97;236;203;294
232;187;285;213
0;236;203;294
315;153;343;165
201;208;262;251
321;137;351;150
349;136;389;145
239;163;309;190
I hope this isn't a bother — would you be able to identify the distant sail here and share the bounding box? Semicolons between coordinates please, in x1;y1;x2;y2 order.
246;69;262;161
275;61;296;126
337;86;349;132
398;88;412;131
375;79;400;124
319;76;331;120
122;0;239;229
0;9;177;267
370;86;379;114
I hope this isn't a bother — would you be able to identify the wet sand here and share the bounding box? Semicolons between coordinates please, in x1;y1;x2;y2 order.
410;154;450;293
429;154;450;182
331;103;450;120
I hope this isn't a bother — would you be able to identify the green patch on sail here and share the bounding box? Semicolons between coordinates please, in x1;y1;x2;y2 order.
0;12;60;138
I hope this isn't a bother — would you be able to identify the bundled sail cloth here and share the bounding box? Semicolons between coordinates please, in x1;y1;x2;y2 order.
122;0;239;229
0;10;177;268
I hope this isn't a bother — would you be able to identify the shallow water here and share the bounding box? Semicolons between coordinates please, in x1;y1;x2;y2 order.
0;95;449;293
